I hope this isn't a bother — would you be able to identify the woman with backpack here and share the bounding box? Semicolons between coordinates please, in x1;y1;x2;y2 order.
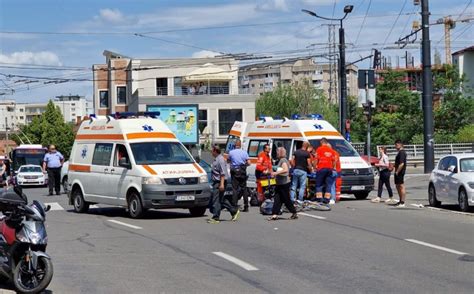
268;147;298;221
371;147;395;203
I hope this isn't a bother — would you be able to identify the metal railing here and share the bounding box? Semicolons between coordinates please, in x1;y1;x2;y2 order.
175;85;230;96
377;143;474;164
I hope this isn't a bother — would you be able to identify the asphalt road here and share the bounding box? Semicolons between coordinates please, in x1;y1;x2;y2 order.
1;174;473;294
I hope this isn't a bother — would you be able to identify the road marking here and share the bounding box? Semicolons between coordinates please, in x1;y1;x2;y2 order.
107;220;142;230
44;202;64;211
90;204;100;209
212;252;259;271
405;239;468;255
299;212;327;220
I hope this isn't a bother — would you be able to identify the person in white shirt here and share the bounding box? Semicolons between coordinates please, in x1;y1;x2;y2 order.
371;146;394;203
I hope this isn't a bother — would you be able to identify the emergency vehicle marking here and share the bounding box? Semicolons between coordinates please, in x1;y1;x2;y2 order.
162;170;196;174
106;126;114;129
142;125;153;132
69;164;91;172
126;132;176;140
229;130;241;137
193;163;205;174
247;132;302;138
303;131;342;137
142;165;157;175
75;134;125;140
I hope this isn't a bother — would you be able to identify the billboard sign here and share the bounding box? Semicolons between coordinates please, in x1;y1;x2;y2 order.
147;104;199;144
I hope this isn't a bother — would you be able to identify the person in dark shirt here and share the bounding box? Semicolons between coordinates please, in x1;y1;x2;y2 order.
393;139;407;207
290;141;312;203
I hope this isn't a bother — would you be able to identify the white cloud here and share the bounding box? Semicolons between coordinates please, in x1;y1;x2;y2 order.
257;0;289;12
98;8;124;23
0;51;62;66
191;50;220;58
301;0;340;5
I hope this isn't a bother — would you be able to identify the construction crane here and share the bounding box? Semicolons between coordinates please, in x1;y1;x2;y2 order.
435;16;474;64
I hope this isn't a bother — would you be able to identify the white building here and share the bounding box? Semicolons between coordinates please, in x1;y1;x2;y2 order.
93;50;258;144
53;95;93;123
452;46;474;96
0;100;23;132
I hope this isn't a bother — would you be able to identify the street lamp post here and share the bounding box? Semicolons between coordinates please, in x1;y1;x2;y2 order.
302;5;353;136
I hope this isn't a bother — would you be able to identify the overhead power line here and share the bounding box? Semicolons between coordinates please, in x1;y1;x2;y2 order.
383;0;408;47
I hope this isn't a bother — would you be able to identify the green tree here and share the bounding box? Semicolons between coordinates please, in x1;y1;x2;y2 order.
455;124;474;142
256;80;338;126
14;100;75;158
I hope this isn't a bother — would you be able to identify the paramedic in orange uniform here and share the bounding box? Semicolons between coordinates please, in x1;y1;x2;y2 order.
314;138;337;205
256;144;272;203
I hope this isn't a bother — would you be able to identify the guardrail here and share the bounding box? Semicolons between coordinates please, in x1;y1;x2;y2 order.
352;142;474;166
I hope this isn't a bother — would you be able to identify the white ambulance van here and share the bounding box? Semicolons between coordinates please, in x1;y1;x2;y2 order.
226;116;374;199
68;114;211;218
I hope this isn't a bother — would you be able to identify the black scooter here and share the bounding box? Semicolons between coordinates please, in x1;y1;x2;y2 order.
0;186;53;293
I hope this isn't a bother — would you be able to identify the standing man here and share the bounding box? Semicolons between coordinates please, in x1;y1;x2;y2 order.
394;140;407;207
228;140;251;212
42;144;64;196
256;144;272;204
314;138;337;205
208;146;239;224
290;141;312;204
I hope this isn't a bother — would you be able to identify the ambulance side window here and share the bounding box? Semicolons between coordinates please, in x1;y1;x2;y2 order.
92;143;113;166
248;140;268;157
113;144;130;167
225;135;239;153
271;139;292;160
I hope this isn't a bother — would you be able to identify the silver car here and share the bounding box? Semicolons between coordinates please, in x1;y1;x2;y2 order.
428;153;474;212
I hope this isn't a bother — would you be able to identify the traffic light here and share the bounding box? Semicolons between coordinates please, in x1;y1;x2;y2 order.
373;49;381;69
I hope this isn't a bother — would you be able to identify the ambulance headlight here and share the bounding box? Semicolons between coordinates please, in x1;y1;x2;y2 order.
142;177;164;185
199;174;208;183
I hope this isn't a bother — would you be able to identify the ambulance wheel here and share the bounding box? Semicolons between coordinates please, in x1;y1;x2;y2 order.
72;188;89;213
128;192;145;219
354;192;369;200
189;206;207;217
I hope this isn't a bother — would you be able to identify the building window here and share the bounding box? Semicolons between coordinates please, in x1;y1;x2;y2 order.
218;109;242;136
198;109;207;134
99;90;109;108
20;109;24;112
19;116;24;119
156;78;168;96
117;86;126;104
72;103;76;106
71;108;76;111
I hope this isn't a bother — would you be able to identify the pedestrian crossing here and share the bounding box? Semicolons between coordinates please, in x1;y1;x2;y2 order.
44;202;99;211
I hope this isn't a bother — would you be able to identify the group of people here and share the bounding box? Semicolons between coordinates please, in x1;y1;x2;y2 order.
187;82;208;95
372;140;407;207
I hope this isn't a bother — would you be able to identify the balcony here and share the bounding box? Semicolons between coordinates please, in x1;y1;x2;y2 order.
174;85;230;96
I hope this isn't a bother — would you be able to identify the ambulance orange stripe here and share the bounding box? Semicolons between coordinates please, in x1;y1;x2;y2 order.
304;131;342;137
106;126;114;129
142;165;157;175
69;164;91;172
229;130;241;137
75;134;124;140
193;163;204;174
248;132;302;138
126;132;176;140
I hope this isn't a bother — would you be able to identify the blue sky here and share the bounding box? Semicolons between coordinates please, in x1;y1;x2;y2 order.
0;0;472;103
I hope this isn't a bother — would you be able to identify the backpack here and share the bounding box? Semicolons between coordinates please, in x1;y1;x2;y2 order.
249;188;259;206
260;199;274;215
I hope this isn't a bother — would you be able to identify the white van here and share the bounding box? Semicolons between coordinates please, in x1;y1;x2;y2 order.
68;114;210;218
226;116;374;199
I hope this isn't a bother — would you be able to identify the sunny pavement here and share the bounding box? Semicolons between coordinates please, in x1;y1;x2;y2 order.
1;173;473;294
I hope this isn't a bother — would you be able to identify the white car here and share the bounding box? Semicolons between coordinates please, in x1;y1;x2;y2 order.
16;165;48;187
61;161;69;193
428;153;474;212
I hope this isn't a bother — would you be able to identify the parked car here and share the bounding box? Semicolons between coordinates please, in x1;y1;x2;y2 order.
361;155;380;177
61;161;69;193
428;153;474;212
16;165;47;187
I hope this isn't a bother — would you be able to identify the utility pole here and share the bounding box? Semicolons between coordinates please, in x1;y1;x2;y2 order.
339;20;348;137
421;0;435;173
4;117;8;154
324;24;338;103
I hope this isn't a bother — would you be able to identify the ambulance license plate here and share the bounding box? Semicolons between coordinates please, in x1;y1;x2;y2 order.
351;185;365;191
176;195;195;201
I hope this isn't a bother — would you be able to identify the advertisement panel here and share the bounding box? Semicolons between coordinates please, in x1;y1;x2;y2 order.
147;104;199;144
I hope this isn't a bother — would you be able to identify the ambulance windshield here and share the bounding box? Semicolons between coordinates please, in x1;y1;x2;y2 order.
309;139;359;157
130;142;194;165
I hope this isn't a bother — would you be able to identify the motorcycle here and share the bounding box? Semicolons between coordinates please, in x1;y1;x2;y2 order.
0;186;53;293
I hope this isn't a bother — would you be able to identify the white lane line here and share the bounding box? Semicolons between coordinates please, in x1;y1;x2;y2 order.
212;252;259;271
44;202;64;211
299;212;327;220
107;220;142;230
405;239;468;255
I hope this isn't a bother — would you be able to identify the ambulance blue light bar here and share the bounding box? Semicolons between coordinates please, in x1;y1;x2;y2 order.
306;114;323;120
143;111;161;118
114;112;136;119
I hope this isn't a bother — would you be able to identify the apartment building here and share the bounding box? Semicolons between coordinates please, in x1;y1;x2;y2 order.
452;46;474;96
238;58;359;102
92;50;258;144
